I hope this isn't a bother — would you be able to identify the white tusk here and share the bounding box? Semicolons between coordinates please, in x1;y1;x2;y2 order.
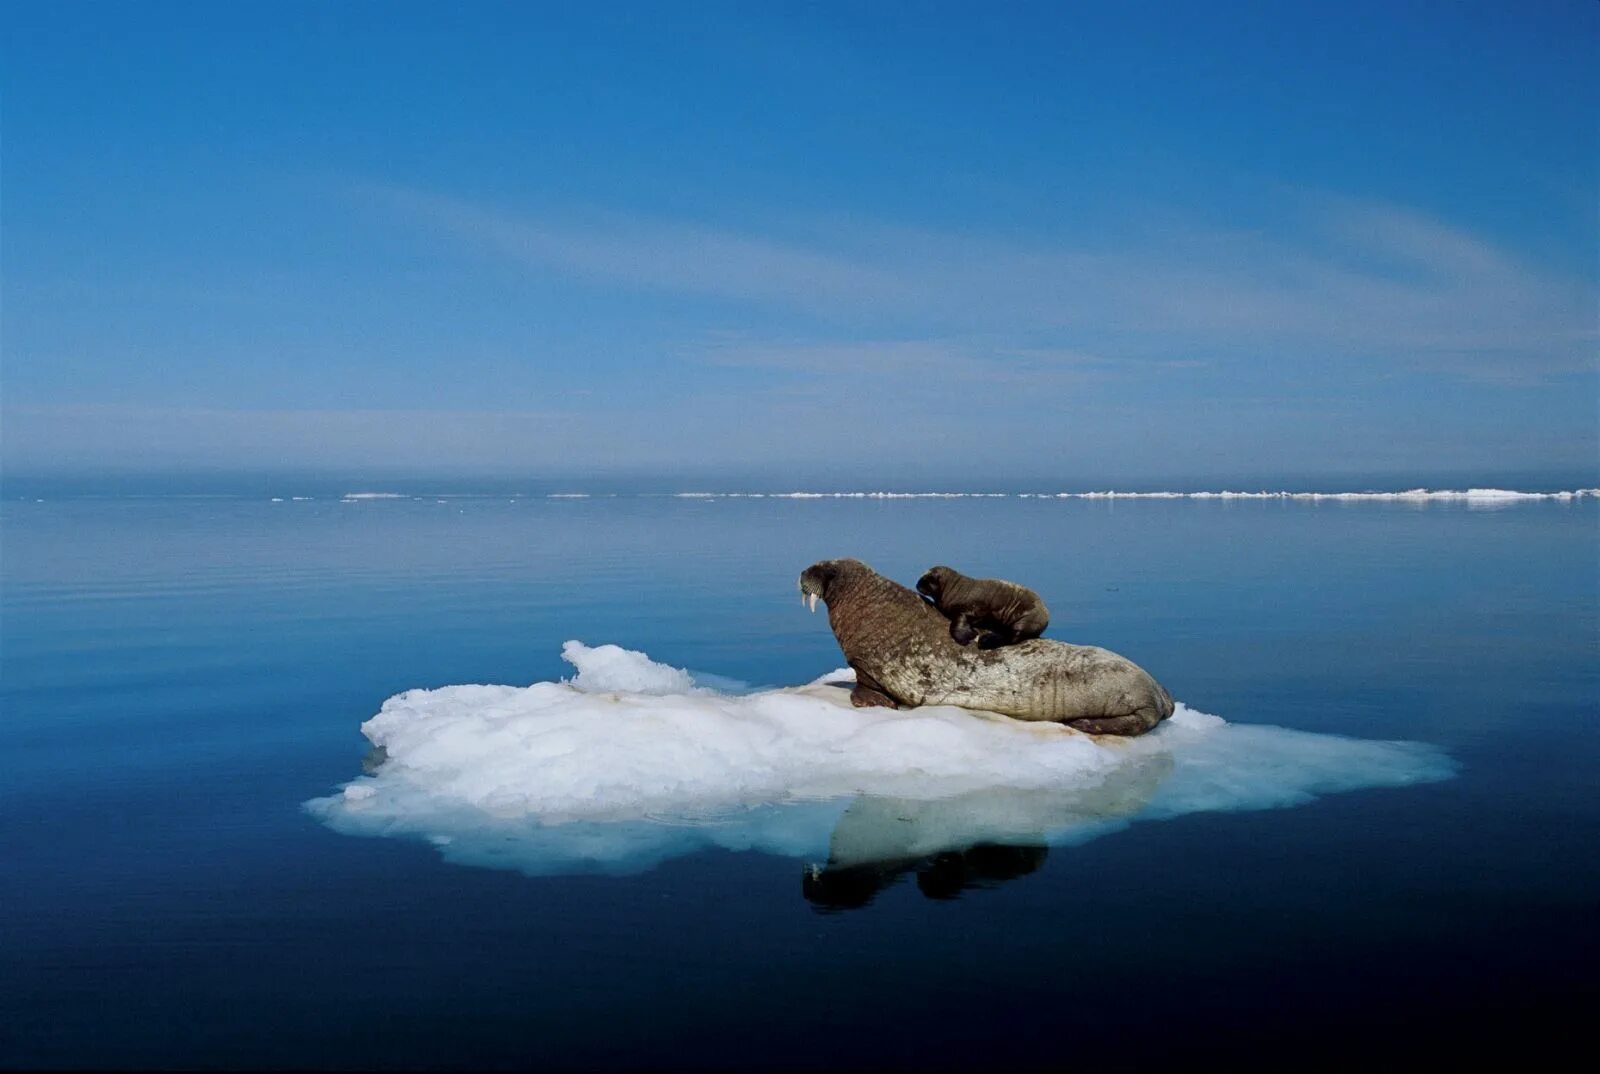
808;593;818;613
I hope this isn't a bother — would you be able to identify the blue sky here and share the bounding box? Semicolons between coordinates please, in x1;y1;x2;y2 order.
3;0;1596;486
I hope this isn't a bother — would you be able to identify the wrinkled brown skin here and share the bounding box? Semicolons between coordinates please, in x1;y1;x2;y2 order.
800;558;1174;736
916;565;1050;649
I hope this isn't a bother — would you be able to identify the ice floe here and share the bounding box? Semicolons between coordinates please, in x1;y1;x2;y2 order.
307;642;1456;878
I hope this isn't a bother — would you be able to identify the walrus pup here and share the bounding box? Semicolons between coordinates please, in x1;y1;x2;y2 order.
799;558;1173;736
916;565;1049;649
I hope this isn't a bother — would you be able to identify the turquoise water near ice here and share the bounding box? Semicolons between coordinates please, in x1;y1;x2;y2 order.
3;493;1595;1068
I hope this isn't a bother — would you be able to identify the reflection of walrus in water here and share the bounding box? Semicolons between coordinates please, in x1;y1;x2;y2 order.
800;558;1174;735
917;565;1050;649
803;755;1174;911
804;843;1048;911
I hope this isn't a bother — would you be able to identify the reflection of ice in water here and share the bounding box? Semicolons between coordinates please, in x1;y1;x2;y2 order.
306;642;1455;880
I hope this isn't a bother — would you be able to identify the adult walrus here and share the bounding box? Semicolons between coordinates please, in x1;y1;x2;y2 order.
799;558;1174;736
916;565;1050;649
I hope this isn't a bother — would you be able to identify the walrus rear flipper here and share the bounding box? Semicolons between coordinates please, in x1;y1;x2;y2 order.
1066;682;1174;737
1066;712;1163;737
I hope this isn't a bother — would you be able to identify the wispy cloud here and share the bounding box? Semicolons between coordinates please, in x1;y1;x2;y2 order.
687;336;1110;385
381;185;1596;384
377;186;913;315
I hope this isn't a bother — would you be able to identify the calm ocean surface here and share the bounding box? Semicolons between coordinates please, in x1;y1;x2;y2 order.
3;493;1596;1069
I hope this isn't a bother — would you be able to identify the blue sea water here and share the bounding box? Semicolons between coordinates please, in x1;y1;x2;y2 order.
2;493;1596;1069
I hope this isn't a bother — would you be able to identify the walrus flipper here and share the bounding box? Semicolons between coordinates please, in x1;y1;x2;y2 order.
975;627;1016;650
849;666;899;709
963;618;1041;650
949;612;980;646
1066;712;1163;737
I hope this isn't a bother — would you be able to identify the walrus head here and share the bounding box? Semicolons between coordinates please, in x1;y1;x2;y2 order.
916;565;959;603
798;558;869;612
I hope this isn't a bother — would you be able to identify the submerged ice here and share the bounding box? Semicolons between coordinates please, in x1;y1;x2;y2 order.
306;642;1455;878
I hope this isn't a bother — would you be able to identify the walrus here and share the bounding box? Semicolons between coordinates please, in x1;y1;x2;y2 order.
798;557;1174;736
916;565;1049;649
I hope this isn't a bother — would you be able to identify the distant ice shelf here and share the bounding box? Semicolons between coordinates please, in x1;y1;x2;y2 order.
671;487;1599;501
299;487;1600;504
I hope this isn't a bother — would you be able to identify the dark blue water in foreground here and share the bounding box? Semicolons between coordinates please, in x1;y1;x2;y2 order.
3;495;1596;1070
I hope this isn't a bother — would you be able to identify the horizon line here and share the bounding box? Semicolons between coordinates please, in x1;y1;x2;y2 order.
11;486;1600;505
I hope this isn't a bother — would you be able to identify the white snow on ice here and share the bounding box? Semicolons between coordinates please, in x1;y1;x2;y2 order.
307;642;1456;877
